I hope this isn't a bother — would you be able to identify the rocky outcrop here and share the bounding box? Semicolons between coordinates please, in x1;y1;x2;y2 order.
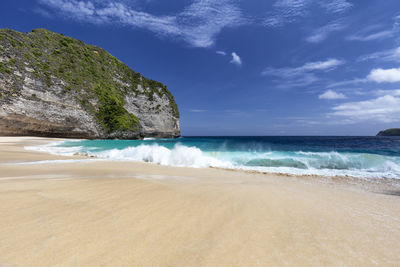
0;28;180;139
377;128;400;137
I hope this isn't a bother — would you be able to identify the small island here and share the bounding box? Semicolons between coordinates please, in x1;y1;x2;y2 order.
377;128;400;136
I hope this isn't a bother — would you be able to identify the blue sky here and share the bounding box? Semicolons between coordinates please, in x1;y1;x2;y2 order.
2;0;400;135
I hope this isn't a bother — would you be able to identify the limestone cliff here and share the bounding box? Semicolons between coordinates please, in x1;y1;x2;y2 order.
0;28;180;139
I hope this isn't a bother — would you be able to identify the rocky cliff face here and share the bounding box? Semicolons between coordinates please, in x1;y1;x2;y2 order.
0;28;180;139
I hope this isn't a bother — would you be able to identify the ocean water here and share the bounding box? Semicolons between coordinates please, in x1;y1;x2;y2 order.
28;136;400;179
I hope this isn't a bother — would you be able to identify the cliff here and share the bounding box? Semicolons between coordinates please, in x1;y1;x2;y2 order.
0;28;180;139
376;128;400;137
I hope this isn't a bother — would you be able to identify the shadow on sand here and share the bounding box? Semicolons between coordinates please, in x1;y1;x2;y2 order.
379;190;400;197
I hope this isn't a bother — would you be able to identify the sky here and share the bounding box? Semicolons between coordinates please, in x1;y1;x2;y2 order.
1;0;400;136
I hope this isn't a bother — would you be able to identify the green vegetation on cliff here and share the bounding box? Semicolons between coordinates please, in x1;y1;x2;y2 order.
93;83;139;133
377;128;400;136
0;28;179;135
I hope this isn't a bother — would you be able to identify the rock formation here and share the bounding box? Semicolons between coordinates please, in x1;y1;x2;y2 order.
377;128;400;137
0;28;180;139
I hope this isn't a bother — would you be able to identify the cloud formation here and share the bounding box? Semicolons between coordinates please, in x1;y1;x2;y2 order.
367;68;400;83
38;0;247;47
262;58;344;77
330;94;400;123
320;0;353;13
230;52;242;66
190;109;208;113
358;47;400;62
264;0;353;27
347;30;393;42
348;15;400;42
374;89;400;96
262;58;344;88
319;90;347;99
305;20;346;43
328;65;400;90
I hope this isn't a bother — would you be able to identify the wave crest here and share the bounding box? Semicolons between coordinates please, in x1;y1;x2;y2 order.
97;144;233;168
25;141;400;179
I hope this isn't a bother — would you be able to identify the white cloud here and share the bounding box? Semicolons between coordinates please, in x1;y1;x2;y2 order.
190;109;207;113
301;58;344;71
262;58;344;88
327;79;366;88
38;0;247;48
264;0;311;27
329;66;400;88
347;15;400;42
367;68;400;83
33;7;53;18
262;71;319;88
347;30;393;42
264;0;352;27
319;0;353;13
330;95;400;123
358;47;400;62
230;52;242;66
319;90;347;99
306;20;346;43
374;89;400;96
216;50;226;56
262;58;344;77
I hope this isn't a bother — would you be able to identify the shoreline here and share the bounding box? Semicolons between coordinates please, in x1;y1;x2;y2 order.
1;136;400;265
9;136;400;191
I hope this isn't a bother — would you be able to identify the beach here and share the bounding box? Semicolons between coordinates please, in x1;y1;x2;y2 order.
1;137;400;266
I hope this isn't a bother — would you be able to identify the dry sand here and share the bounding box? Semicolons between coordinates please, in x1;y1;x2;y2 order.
0;137;400;266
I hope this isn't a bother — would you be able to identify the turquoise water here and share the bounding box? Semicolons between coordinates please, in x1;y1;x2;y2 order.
35;136;400;179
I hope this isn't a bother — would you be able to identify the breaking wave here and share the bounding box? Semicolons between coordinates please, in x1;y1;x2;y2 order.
97;144;233;168
26;140;400;179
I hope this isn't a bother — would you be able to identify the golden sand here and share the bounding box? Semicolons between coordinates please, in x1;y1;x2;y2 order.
0;137;399;266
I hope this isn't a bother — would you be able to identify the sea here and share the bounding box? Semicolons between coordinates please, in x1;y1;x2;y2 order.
27;136;400;179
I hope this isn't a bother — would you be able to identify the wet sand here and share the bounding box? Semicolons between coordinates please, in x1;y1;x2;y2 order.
0;137;400;266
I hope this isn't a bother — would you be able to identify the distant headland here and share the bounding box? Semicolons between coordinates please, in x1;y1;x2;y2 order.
376;128;400;136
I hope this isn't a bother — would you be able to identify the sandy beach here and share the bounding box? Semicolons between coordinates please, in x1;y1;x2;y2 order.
0;137;400;266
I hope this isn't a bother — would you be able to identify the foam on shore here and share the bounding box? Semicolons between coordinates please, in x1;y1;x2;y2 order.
25;141;400;179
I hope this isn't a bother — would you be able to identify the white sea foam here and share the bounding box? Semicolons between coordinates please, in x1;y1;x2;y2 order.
96;144;233;168
24;142;400;179
25;141;84;156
